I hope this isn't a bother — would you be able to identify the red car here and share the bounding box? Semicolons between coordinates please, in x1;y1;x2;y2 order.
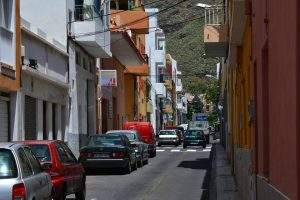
20;140;86;200
123;122;156;157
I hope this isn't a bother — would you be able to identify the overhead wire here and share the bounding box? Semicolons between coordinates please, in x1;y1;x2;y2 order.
73;0;193;38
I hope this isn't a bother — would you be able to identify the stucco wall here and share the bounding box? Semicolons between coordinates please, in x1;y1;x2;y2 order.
252;0;299;199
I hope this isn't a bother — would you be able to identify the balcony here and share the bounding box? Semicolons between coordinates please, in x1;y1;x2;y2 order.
110;10;149;34
203;6;228;57
164;79;173;91
73;4;112;58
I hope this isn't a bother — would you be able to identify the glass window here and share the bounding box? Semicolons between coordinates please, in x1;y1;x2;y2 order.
56;143;76;164
23;148;42;175
17;149;33;178
76;51;81;66
159;130;176;135
89;135;124;146
156;38;165;50
0;0;11;29
29;144;51;162
0;149;18;179
60;143;77;164
56;143;69;163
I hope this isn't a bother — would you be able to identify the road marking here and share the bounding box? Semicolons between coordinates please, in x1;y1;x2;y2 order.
186;149;197;152
206;146;212;149
156;150;165;152
203;149;211;152
170;149;181;152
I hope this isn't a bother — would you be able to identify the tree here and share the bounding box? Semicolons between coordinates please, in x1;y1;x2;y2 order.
187;95;204;121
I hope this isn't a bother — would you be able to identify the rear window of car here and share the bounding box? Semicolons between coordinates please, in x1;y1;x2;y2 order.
186;130;204;138
159;130;176;135
0;149;18;179
29;145;51;162
89;135;124;146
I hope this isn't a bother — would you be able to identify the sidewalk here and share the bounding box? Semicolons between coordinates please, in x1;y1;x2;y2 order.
209;141;237;200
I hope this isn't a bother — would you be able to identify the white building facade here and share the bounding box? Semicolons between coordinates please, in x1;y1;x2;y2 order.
68;0;111;155
14;0;70;141
146;8;167;134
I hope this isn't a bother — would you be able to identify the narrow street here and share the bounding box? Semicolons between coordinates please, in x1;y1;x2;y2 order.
79;145;212;200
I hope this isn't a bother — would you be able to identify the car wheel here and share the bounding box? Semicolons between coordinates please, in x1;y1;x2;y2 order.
202;144;206;149
75;182;86;200
132;159;138;171
143;158;149;165
150;150;156;158
157;143;161;147
183;145;187;149
124;160;132;174
139;158;144;167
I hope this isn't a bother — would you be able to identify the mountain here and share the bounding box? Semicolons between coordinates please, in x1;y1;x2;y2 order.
144;0;220;94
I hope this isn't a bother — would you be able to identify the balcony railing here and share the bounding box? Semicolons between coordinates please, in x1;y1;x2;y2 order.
74;4;101;21
205;5;225;26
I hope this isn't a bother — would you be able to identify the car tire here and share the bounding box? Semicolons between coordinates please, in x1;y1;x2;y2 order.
143;158;149;165
132;160;138;171
183;145;187;149
202;144;206;149
157;143;161;147
75;180;86;200
139;158;144;167
124;160;132;174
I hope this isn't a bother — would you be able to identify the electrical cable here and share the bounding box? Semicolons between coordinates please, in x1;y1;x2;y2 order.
73;0;193;38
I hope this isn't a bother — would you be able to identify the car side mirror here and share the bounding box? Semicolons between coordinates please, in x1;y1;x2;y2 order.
41;162;52;171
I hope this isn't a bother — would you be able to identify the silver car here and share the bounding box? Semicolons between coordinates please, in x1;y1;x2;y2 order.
0;143;53;200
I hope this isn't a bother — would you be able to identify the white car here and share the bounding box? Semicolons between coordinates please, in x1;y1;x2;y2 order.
157;130;180;146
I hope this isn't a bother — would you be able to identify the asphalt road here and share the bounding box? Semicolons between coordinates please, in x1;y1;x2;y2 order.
68;144;212;200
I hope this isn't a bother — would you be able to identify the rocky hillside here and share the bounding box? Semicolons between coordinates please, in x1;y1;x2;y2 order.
144;0;220;94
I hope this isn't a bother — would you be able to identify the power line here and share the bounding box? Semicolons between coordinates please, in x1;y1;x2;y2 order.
69;0;162;24
74;14;205;49
73;0;192;38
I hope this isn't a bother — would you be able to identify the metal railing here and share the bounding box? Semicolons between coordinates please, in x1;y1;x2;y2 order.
205;5;225;26
74;4;101;21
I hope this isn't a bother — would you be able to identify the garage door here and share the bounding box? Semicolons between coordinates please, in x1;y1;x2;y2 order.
0;99;9;142
25;96;36;140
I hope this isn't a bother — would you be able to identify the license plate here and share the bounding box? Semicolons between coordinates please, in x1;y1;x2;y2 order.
94;153;109;158
191;143;198;145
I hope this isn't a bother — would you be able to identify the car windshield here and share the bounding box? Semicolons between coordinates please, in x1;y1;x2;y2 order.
159;130;176;135
186;130;204;138
0;149;18;179
89;135;123;146
124;133;137;140
29;144;51;162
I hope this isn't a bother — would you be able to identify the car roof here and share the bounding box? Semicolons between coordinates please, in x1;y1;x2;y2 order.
0;142;23;149
107;130;137;134
18;140;62;145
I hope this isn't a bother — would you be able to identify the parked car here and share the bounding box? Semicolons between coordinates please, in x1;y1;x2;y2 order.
183;129;206;149
106;130;149;166
157;130;180;147
20;140;86;200
165;126;183;143
123;122;156;157
79;134;138;174
0;142;53;200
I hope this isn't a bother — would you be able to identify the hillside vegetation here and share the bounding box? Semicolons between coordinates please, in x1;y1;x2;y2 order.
145;0;220;94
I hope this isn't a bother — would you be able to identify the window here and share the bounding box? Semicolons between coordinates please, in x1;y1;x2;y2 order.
83;57;87;69
18;149;33;178
0;149;18;179
56;143;77;164
23;147;42;174
156;38;165;50
29;144;51;162
60;143;77;163
76;51;81;66
0;0;11;29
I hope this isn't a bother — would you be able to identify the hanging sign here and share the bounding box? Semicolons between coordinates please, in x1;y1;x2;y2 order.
100;70;117;87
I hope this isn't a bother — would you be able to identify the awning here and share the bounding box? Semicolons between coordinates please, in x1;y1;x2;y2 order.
111;31;146;66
